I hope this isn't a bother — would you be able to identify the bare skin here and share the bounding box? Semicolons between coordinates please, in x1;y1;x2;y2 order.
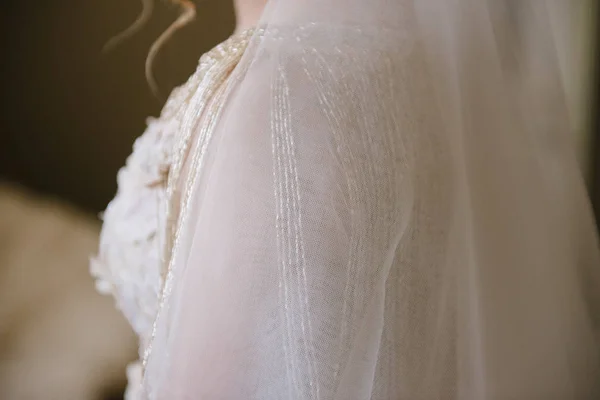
234;0;268;33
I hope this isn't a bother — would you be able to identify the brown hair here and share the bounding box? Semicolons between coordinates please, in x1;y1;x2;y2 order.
105;0;196;97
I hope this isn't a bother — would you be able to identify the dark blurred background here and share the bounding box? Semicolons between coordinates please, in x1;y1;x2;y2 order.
0;1;597;399
0;1;236;399
0;0;235;213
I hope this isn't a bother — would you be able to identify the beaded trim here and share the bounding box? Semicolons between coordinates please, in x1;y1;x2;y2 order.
141;28;256;384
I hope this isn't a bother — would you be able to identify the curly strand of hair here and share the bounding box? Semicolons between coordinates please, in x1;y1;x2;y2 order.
146;0;196;97
103;0;155;53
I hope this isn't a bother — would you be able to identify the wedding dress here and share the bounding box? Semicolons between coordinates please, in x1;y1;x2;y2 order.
92;1;600;399
91;28;256;399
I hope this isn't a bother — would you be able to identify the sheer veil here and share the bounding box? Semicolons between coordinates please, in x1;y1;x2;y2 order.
142;1;600;398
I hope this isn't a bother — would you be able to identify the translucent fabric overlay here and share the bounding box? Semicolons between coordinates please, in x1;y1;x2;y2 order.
142;1;600;399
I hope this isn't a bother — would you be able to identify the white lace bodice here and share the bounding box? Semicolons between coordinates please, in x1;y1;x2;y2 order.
90;115;176;338
90;30;255;398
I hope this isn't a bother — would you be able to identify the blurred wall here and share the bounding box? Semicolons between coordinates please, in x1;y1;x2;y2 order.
590;2;600;219
0;0;236;212
570;0;599;183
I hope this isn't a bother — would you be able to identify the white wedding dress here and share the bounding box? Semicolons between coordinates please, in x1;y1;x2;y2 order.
92;1;600;399
91;28;255;399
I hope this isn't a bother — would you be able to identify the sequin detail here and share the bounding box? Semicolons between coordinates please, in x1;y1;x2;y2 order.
90;28;256;399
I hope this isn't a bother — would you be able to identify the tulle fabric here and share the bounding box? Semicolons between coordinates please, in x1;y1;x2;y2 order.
142;1;600;398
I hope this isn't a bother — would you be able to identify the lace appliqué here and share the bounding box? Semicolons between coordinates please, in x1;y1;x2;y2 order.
90;28;256;400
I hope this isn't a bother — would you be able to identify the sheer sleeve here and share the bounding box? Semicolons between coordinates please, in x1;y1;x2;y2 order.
144;24;422;399
141;1;600;399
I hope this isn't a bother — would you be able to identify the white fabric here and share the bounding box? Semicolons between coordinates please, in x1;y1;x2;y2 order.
92;30;255;398
142;1;600;398
91;115;174;338
90;116;175;398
